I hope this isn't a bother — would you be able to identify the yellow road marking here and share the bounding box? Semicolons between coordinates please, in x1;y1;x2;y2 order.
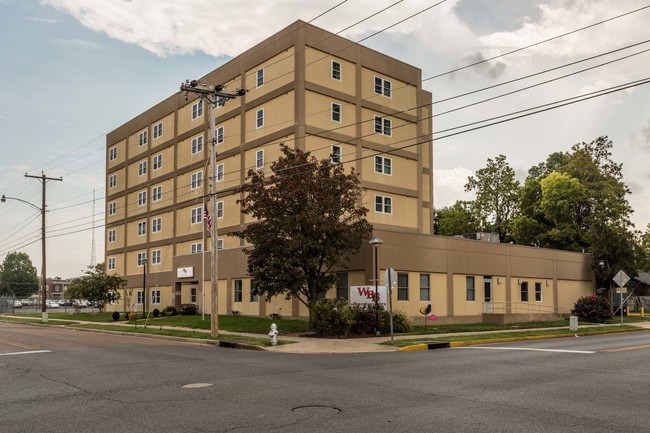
0;338;37;351
605;344;650;353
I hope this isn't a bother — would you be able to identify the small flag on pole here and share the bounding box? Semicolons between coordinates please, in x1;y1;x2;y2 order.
203;204;212;231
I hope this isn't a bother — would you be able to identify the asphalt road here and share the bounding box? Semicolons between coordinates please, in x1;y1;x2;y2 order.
1;322;649;433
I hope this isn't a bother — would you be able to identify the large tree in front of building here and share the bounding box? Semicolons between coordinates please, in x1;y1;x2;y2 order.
66;263;126;312
234;144;373;311
0;252;39;297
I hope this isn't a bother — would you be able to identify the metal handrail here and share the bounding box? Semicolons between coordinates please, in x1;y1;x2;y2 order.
483;301;569;316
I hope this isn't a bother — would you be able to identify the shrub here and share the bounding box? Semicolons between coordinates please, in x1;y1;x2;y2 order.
180;304;199;315
384;310;411;333
152;308;160;318
350;305;381;335
127;312;137;321
162;306;178;316
572;294;611;323
310;298;355;337
111;311;120;321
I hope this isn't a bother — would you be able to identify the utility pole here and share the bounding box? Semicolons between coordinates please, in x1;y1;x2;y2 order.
25;172;63;323
180;80;246;337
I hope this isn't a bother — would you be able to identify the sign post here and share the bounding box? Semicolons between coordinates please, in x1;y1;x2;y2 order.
384;268;397;342
612;270;630;325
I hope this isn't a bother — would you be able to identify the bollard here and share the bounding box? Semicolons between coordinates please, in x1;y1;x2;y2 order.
569;315;578;332
268;323;278;346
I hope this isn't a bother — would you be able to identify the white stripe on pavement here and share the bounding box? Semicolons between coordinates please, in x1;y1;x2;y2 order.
0;350;52;356
461;347;595;354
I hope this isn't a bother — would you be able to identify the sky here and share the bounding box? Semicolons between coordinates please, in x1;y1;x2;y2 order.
0;0;648;279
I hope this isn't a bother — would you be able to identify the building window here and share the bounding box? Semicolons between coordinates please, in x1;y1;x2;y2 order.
374;156;392;175
375;195;392;214
217;239;224;250
107;257;116;270
153;122;163;139
151;249;161;265
250;283;259;302
138;160;147;176
217;201;224;219
256;108;264;128
331;145;342;164
374;116;392;136
137;221;147;236
136;290;144;304
191;135;203;154
256;149;264;169
397;273;409;301
152;185;162;202
466;276;476;301
331;103;341;122
336;272;348;300
139;130;148;146
151;289;161;304
152;217;162;233
216;126;224;144
521;282;529;302
420;274;430;301
535;282;543;302
108;174;117;188
234;279;242;303
191;171;203;190
153;154;162;170
138;190;147;206
137;252;147;266
108;229;116;243
256;68;264;87
191;242;202;254
109;147;117;161
216;163;224;182
374;76;392;97
192;100;203;120
108;202;116;216
190;287;197;303
331;60;341;80
190;207;202;225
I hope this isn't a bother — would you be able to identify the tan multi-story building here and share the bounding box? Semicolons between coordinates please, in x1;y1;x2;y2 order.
105;21;594;324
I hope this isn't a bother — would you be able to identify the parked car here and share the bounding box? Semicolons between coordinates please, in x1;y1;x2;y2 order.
46;300;60;308
14;300;22;308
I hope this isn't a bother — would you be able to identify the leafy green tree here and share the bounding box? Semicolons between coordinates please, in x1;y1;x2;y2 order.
464;154;520;242
66;263;125;312
0;252;39;297
234;144;373;311
434;200;481;236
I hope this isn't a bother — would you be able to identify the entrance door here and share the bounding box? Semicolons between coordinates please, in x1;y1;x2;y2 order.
484;276;493;313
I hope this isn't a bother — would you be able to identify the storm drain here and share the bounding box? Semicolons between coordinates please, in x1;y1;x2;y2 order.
180;383;214;389
292;405;341;415
426;341;451;350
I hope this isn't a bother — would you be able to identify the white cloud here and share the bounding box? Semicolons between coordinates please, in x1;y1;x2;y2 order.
433;167;474;209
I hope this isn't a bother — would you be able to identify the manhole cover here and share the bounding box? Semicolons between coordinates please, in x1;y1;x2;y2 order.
292;405;341;415
180;383;214;389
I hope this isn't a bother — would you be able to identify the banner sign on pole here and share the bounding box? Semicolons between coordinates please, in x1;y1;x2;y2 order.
349;285;387;308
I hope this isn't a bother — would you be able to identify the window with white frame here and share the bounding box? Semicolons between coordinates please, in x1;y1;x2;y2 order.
109;147;117;161
521;281;529;302
191;242;202;254
234;279;242;303
108;229;116;243
250;283;259;302
108;202;117;216
331;145;342;164
191;171;203;189
152;185;162;202
331;60;341;80
152;217;162;233
107;257;116;270
256;149;264;169
136;290;144;304
217;239;223;250
420;274;430;301
374;156;392;175
216;163;224;182
138;160;147;176
153;154;162;170
151;289;161;304
138;190;147;206
151;249;161;265
139;130;148;146
535;282;543;302
192;100;203;120
137;221;147;236
137;252;147;266
256;108;264;128
374;76;392;97
153;122;163;139
190;287;197;303
216;126;224;144
397;273;409;301
375;195;392;214
217;201;224;219
256;68;264;87
191;135;203;154
466;276;475;301
331;103;342;122
191;207;202;224
374;115;392;136
109;174;117;188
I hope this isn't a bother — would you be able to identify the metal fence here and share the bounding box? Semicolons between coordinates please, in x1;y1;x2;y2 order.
0;296;16;314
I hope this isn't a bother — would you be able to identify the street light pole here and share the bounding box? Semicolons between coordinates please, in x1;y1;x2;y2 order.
369;237;383;336
180;80;246;337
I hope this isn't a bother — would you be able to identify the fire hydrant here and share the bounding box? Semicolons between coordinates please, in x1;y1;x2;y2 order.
268;323;278;346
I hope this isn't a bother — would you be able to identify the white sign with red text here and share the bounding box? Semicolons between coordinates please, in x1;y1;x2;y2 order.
349;285;387;308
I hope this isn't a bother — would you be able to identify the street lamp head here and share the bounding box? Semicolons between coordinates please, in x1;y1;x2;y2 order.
369;237;383;248
1;195;5;203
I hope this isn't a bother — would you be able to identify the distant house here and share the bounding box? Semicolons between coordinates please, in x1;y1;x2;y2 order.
47;278;73;300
